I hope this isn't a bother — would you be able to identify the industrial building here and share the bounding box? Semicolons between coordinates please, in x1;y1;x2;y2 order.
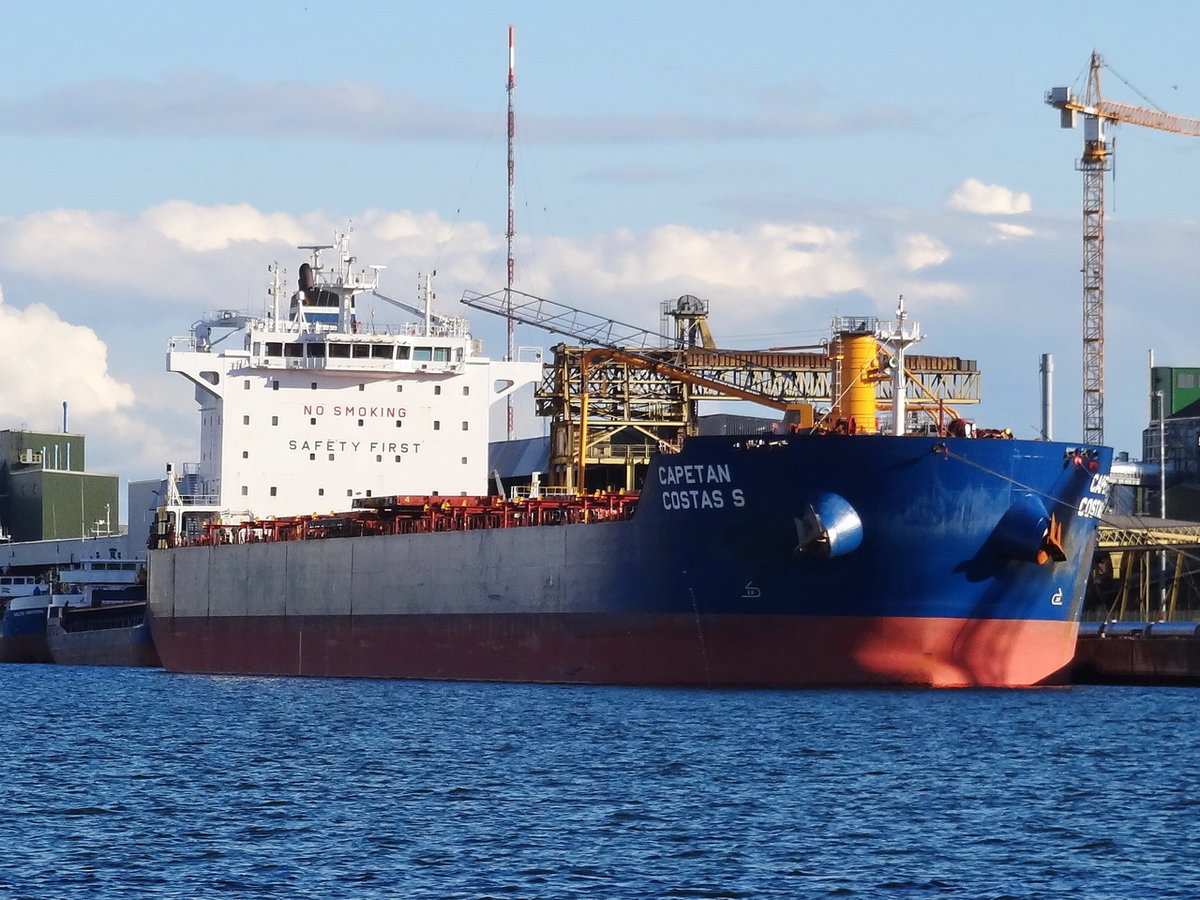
0;429;119;542
1143;367;1200;521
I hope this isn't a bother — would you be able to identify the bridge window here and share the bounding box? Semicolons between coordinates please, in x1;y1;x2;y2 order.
265;342;283;357
284;343;303;358
328;344;351;359
434;347;451;362
371;345;394;359
414;347;433;362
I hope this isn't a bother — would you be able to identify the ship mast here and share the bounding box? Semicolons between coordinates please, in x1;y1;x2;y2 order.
269;262;283;324
505;24;517;439
878;295;923;436
420;271;435;336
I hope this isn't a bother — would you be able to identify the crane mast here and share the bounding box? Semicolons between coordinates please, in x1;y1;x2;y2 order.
1047;52;1200;447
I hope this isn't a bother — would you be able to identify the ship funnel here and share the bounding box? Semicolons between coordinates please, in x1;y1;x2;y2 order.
830;317;880;434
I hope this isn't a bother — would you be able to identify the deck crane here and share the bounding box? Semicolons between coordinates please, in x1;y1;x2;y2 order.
463;285;982;489
1046;51;1200;446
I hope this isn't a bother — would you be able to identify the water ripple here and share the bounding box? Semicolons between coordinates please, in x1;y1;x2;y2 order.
0;670;1197;898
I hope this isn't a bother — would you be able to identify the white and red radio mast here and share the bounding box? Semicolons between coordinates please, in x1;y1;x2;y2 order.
505;25;517;438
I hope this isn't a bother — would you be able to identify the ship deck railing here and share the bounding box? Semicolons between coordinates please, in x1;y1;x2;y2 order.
176;494;220;506
509;485;578;500
167;492;640;548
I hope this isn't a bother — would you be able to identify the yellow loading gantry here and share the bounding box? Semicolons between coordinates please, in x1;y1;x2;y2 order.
462;289;982;492
1088;520;1200;624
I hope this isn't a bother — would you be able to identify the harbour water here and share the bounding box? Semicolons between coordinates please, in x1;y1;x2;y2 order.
2;666;1197;899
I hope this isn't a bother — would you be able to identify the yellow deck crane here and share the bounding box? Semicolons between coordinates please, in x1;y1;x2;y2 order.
463;287;981;490
1046;51;1200;447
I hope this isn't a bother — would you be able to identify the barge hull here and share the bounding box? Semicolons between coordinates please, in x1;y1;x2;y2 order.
1072;635;1200;686
47;624;160;668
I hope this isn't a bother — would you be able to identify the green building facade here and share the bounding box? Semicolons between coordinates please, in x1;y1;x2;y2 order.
1150;367;1200;418
0;430;118;542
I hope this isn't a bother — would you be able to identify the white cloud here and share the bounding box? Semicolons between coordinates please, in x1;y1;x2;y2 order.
893;233;950;271
0;285;134;428
991;222;1035;241
946;178;1032;216
142;201;309;252
520;222;875;320
0;205;970;333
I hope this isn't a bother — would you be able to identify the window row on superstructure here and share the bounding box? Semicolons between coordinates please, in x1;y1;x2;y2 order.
236;450;466;463
243;379;470;395
238;416;468;430
238;471;470;500
256;341;463;362
75;561;141;572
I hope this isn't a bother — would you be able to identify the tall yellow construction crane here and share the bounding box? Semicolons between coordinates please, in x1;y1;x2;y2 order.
1046;51;1200;447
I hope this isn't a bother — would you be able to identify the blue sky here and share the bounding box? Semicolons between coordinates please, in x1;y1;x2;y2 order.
0;0;1198;495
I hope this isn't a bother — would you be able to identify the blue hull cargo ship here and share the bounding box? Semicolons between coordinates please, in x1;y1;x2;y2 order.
147;240;1111;687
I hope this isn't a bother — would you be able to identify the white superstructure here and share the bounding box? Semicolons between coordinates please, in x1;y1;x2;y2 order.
49;557;146;610
164;235;541;528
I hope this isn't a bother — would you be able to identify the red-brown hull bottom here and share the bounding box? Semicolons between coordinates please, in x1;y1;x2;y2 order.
150;613;1079;688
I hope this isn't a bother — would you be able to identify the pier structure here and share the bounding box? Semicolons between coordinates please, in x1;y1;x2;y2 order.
1075;518;1200;684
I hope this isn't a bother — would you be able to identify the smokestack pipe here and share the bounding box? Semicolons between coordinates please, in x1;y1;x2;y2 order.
1039;354;1053;441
